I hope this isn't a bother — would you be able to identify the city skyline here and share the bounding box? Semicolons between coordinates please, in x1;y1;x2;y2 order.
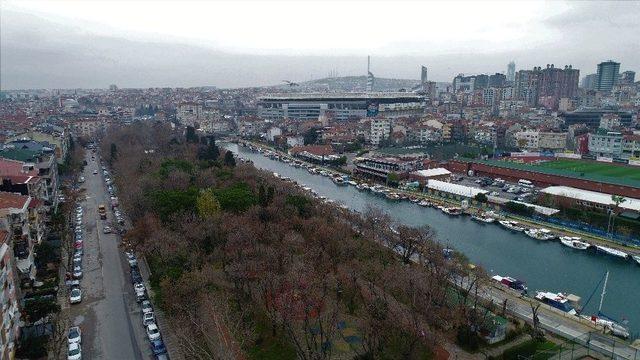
1;1;639;89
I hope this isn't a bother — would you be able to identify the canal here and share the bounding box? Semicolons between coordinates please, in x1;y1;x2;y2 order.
228;143;640;337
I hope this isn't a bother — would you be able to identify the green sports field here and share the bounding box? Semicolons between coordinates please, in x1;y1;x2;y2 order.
537;159;640;181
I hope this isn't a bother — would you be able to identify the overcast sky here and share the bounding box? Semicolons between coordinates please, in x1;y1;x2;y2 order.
1;0;639;89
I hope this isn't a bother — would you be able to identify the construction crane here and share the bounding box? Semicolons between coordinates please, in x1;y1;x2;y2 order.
282;80;299;87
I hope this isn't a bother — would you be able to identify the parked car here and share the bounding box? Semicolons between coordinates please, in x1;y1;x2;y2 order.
150;339;167;356
130;269;143;284
136;290;147;303
73;266;83;279
141;300;153;315
68;342;82;360
68;326;82;345
146;323;161;341
134;283;146;293
70;288;82;304
93;170;98;175
126;253;138;267
143;312;155;327
103;226;112;234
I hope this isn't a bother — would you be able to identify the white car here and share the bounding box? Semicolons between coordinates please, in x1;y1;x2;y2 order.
146;323;161;341
143;312;155;327
70;288;82;304
134;283;146;293
141;300;153;315
103;226;112;234
68;326;82;345
93;170;98;175
73;266;83;279
126;253;138;267
68;342;82;360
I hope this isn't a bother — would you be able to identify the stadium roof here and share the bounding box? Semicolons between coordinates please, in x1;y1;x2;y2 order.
541;186;640;213
463;158;640;189
260;92;424;101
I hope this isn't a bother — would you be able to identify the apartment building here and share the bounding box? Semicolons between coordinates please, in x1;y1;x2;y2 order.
0;231;20;360
370;117;392;146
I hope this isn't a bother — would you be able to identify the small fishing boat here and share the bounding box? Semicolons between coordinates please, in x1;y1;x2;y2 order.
492;275;527;292
347;180;358;186
418;200;431;207
632;255;640;266
332;176;347;185
498;220;525;232
386;193;400;200
471;213;495;223
559;236;590;250
441;207;462;216
594;244;629;259
524;228;556;241
534;291;578;315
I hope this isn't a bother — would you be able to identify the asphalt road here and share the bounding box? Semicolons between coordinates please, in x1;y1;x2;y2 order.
65;152;150;359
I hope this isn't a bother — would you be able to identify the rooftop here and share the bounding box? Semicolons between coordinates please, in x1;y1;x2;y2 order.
0;192;30;211
541;186;640;213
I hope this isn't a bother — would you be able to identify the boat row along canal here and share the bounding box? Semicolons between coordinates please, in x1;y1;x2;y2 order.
226;142;640;338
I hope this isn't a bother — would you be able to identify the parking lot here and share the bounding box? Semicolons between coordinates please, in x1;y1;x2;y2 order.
453;174;540;203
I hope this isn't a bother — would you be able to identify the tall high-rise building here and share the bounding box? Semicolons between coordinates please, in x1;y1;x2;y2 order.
515;65;579;109
507;61;516;83
366;56;375;92
619;71;636;85
581;74;598;90
596;60;620;92
420;66;428;90
488;73;507;87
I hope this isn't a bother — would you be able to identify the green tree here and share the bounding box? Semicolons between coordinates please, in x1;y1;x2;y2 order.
258;184;275;207
303;127;319;145
197;139;219;162
185;126;199;143
334;156;347;166
386;172;400;186
196;189;221;218
214;182;256;212
224;150;236;167
110;143;118;160
474;193;488;203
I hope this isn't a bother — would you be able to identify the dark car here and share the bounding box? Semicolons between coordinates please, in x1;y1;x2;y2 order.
131;269;143;284
150;339;167;355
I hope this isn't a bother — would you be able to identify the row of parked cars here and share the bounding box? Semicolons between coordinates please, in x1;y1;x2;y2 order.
104;162;169;359
66;201;86;359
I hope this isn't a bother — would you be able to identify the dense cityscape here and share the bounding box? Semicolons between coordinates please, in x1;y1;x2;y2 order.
1;1;640;360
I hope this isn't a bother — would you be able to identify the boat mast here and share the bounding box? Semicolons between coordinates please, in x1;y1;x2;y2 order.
598;271;609;314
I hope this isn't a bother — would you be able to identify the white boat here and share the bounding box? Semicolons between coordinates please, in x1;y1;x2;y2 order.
559;236;590;250
499;220;525;232
418;200;431;207
525;228;556;241
471;214;495;223
347;180;358;186
441;207;462;216
332;176;346;185
633;255;640;266
534;291;578;315
594;244;629;259
386;193;400;200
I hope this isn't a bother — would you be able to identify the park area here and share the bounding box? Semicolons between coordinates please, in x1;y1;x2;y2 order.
536;159;640;181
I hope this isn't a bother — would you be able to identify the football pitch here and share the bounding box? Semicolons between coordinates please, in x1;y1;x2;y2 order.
537;159;640;180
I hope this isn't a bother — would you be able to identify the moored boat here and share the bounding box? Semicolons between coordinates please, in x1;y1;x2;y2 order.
633;255;640;266
471;213;495;223
441;207;462;216
418;200;431;207
559;236;590;250
534;291;578;315
498;220;525;232
492;275;527;292
594;244;629;259
525;228;556;241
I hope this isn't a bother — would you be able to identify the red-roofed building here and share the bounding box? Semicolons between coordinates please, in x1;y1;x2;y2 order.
288;145;338;162
0;158;38;177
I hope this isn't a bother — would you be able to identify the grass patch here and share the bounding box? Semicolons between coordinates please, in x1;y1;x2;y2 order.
537;159;640;180
498;339;556;360
247;312;296;360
